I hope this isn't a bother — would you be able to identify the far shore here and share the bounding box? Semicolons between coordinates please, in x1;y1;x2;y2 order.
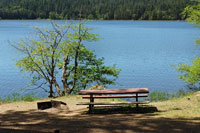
0;19;186;21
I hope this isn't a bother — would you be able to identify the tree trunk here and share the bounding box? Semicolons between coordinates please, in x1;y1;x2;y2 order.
62;57;69;89
48;83;54;97
54;80;63;96
71;23;81;91
64;87;72;94
61;56;74;95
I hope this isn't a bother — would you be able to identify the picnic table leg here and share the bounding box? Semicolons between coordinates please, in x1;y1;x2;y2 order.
89;94;94;113
136;93;139;109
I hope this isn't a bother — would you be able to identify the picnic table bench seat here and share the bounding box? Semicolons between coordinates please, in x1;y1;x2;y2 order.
77;101;150;105
77;88;150;113
82;94;148;99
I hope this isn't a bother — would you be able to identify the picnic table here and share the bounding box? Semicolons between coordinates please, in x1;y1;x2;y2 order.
77;88;150;113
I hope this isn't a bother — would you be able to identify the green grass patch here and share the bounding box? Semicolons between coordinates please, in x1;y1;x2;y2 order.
0;93;40;104
149;89;193;102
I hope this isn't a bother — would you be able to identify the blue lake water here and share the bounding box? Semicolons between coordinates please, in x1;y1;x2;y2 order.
0;20;200;97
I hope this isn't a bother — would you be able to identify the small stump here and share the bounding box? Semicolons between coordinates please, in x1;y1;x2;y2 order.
37;100;66;110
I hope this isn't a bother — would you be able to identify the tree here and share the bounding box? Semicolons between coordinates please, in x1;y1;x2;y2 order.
177;57;200;90
0;0;191;20
88;14;94;19
49;11;55;19
14;21;121;97
176;2;200;90
72;47;120;92
182;3;200;25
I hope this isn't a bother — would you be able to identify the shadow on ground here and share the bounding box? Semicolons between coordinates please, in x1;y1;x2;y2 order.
89;105;158;114
0;105;199;133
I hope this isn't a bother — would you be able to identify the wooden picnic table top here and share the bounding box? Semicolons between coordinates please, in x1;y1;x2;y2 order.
79;88;149;95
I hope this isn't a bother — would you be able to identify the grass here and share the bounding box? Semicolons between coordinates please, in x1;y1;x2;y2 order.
62;91;200;118
85;91;200;118
0;93;40;104
149;89;192;102
149;90;200;118
0;89;191;104
151;91;200;118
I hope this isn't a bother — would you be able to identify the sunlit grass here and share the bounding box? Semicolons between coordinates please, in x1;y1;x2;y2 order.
149;89;193;102
151;91;200;118
0;93;40;104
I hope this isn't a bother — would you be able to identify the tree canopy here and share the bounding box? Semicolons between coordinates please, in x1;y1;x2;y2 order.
182;1;200;25
0;0;194;20
176;1;200;90
14;21;121;97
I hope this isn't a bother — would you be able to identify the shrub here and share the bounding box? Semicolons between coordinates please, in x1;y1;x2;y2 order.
150;89;190;102
22;94;39;102
150;91;170;102
0;93;39;103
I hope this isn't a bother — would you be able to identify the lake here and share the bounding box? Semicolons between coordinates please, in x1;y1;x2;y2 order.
0;20;200;98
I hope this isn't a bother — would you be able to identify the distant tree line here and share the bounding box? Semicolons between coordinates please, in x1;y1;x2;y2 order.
0;0;195;20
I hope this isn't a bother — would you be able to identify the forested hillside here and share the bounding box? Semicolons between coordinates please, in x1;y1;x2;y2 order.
0;0;195;20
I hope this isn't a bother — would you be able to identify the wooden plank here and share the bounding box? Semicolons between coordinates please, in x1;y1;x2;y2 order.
79;88;149;95
77;101;150;105
82;94;148;99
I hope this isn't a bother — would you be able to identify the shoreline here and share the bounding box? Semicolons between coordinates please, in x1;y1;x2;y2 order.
0;19;186;22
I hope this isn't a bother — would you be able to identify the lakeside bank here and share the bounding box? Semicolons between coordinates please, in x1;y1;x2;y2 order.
0;91;199;132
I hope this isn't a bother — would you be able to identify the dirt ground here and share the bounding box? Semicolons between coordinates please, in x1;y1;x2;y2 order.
0;95;199;133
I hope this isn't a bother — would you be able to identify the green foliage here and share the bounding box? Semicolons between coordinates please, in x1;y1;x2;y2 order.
22;94;39;102
176;57;200;91
0;93;39;103
88;14;94;20
182;2;200;25
0;0;191;20
14;21;121;97
177;57;200;85
171;89;187;98
49;11;62;19
150;91;170;101
176;3;200;90
3;93;22;102
75;47;121;90
150;89;189;102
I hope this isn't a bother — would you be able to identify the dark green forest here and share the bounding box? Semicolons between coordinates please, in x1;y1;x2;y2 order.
0;0;195;20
